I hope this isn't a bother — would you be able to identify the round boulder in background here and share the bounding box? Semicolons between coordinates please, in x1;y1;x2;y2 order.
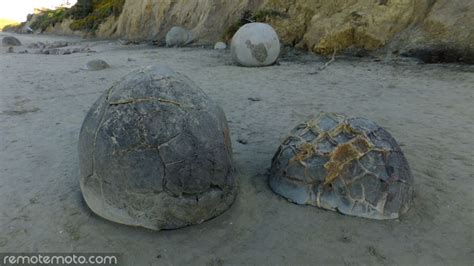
269;112;414;220
165;26;194;47
231;23;280;67
2;36;21;46
78;65;237;230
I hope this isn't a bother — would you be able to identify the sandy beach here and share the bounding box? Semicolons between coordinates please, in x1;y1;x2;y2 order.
0;33;473;265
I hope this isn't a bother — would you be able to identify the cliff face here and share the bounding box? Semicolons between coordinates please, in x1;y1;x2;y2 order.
261;0;433;53
90;0;472;62
12;0;472;62
96;0;263;41
393;0;474;62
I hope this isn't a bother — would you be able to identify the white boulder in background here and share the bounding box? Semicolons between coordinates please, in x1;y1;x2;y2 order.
231;23;280;67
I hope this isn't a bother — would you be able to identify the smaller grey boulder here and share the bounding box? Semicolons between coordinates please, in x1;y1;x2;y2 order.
46;48;61;55
47;41;69;49
166;26;194;47
28;43;40;49
28;42;46;49
214;42;227;50
2;36;21;47
85;59;110;71
269;112;414;220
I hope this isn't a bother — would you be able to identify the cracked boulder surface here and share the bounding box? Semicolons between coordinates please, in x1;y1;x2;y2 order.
78;65;237;231
269;112;413;220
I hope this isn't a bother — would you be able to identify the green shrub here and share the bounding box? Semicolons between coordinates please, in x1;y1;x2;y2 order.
30;8;68;32
69;0;125;32
68;0;93;19
7;0;125;33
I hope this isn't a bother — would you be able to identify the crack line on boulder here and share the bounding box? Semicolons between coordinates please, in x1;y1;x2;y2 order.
108;97;186;107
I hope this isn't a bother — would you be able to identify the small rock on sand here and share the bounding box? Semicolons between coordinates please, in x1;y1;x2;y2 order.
214;42;227;50
85;59;110;71
47;41;69;49
2;36;21;47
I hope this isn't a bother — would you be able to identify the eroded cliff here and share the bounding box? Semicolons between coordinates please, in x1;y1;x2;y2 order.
7;0;473;62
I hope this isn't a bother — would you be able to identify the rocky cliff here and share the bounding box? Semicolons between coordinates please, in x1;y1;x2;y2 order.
8;0;474;63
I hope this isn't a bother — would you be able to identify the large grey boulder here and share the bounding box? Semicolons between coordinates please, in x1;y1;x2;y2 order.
2;36;21;47
269;112;414;220
165;26;194;47
231;23;280;67
78;65;237;230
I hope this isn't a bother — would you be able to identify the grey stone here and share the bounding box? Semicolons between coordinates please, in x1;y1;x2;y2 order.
85;59;110;71
166;26;194;47
78;65;237;230
46;41;69;49
2;36;21;47
46;49;60;55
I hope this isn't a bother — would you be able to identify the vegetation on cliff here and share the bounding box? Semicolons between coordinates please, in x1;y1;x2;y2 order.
30;8;69;32
69;0;125;31
1;0;125;33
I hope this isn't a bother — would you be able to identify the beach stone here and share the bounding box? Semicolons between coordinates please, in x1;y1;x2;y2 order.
85;59;110;71
269;112;414;220
231;23;280;67
47;41;68;49
214;42;227;50
166;26;194;47
2;36;21;47
28;42;46;49
28;43;40;49
78;65;237;230
46;49;60;55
